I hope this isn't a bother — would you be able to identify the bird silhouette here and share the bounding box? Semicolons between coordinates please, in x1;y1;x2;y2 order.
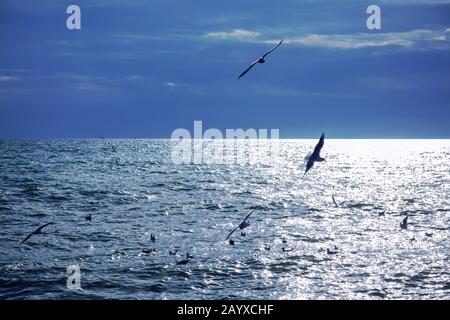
238;40;284;79
99;136;117;153
186;253;194;259
142;248;157;254
400;216;408;230
176;253;193;265
176;259;189;265
304;133;325;176
21;222;54;245
327;248;338;255
225;210;255;241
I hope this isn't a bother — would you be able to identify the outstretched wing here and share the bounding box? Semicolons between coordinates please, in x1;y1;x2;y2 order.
20;222;53;245
312;133;325;157
304;157;314;175
262;40;284;59
243;210;255;223
35;222;53;233
20;232;34;245
225;226;239;241
238;60;259;79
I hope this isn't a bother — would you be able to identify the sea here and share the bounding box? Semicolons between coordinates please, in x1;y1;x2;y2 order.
0;139;449;299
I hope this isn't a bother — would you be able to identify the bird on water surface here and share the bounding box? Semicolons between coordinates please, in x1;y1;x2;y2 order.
400;216;409;230
176;253;194;265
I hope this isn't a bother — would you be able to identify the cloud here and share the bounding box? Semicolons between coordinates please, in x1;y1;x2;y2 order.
434;35;447;41
164;81;190;88
113;34;165;43
0;75;19;81
206;29;260;40
205;27;449;51
264;29;449;50
35;72;158;92
126;75;146;81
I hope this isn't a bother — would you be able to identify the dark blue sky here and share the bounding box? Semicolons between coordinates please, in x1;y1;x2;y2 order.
0;0;449;138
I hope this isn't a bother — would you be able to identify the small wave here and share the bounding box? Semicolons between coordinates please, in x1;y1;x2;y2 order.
204;204;222;210
46;194;71;202
20;185;40;196
346;203;375;209
248;205;268;211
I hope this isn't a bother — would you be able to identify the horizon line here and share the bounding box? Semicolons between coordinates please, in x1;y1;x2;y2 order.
2;137;450;140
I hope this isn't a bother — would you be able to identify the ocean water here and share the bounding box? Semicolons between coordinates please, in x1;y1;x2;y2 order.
0;139;449;300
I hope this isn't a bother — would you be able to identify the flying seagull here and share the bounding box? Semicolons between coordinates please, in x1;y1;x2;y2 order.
238;40;284;79
304;133;325;176
225;210;255;241
99;136;117;153
20;222;54;245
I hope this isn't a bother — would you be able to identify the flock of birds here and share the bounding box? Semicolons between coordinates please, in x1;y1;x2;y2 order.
19;132;426;264
18;42;431;265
